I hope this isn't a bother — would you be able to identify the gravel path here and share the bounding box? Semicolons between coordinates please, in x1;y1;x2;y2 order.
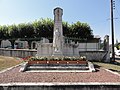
0;66;120;83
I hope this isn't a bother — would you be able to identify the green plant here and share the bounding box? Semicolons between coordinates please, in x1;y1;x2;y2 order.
28;56;86;61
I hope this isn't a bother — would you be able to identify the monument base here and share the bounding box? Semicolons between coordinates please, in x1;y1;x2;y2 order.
52;51;63;57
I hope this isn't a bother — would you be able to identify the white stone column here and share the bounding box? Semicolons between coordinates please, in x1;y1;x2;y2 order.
52;7;63;56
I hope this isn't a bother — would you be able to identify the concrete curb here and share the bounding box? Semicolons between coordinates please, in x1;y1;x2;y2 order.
0;82;120;86
26;70;92;72
0;63;23;74
105;69;120;76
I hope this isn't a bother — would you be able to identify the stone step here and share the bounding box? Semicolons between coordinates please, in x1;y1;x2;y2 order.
28;64;88;67
27;65;89;70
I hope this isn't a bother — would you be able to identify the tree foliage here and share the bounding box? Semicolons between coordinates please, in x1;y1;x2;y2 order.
70;21;93;39
8;25;19;38
0;25;9;39
0;18;94;46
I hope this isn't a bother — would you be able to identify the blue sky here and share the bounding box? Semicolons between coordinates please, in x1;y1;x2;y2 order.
0;0;120;43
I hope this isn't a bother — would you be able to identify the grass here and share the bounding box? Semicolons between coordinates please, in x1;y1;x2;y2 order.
93;61;120;74
0;56;23;71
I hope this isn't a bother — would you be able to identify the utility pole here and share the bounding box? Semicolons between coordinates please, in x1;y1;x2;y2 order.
110;0;115;62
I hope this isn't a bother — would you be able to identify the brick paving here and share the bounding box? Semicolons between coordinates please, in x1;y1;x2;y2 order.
0;65;120;84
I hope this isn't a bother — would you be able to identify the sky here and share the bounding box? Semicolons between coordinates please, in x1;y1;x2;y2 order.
0;0;120;43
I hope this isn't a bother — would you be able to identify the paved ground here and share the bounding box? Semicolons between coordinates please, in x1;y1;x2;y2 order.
0;65;120;84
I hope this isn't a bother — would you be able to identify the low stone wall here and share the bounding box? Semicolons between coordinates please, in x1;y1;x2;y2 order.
79;51;109;62
0;48;37;58
0;49;109;62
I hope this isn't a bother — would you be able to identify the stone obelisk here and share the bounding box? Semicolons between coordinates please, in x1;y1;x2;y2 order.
52;7;63;56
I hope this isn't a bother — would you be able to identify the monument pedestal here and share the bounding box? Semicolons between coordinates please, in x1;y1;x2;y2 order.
52;51;63;57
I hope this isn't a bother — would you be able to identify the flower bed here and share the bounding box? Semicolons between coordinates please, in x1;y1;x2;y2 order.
28;60;87;65
27;56;87;65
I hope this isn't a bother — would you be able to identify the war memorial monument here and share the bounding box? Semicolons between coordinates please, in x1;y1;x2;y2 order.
37;7;79;57
20;7;96;72
0;7;120;90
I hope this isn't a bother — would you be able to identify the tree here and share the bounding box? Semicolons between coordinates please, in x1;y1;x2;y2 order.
0;18;94;49
70;21;93;39
0;25;9;39
0;25;10;47
8;25;19;48
0;26;4;47
18;23;35;49
62;21;70;37
40;18;53;37
33;18;54;42
18;23;34;38
9;25;19;38
33;19;42;38
116;43;120;50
